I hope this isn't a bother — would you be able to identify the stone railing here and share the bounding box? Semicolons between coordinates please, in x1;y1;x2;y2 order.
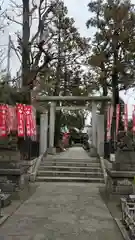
121;196;135;239
99;157;107;184
29;153;45;182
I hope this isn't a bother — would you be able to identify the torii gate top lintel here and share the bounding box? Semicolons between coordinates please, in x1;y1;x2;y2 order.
36;95;111;102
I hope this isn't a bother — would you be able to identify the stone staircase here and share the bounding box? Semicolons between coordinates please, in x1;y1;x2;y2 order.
36;148;104;183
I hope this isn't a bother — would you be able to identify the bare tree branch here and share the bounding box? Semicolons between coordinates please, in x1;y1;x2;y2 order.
31;0;58;44
10;0;23;9
5;13;22;26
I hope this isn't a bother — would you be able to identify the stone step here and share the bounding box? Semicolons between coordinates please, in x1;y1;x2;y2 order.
40;162;100;167
37;170;103;178
36;176;104;183
42;158;99;163
39;166;102;172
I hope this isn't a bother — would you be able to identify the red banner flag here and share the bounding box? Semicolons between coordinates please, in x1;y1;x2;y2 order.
116;104;120;135
16;104;25;137
24;105;33;136
124;104;128;132
107;106;110;140
0;105;7;137
132;105;135;133
31;107;37;138
7;106;17;133
107;105;113;140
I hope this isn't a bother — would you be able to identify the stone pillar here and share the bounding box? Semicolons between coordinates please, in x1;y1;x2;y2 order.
88;126;92;147
97;114;104;156
92;101;97;148
40;111;48;155
49;101;56;154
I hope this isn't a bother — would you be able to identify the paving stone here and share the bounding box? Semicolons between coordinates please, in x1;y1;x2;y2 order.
0;236;31;240
0;144;123;239
47;147;91;160
0;181;123;239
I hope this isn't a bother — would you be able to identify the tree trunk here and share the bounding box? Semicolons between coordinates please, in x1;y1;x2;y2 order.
100;72;108;158
22;0;30;103
20;0;31;161
111;62;119;153
99;62;108;154
54;11;61;96
63;56;68;96
102;78;108;142
54;12;62;147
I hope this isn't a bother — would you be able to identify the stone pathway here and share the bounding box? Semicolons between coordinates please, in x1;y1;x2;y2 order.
56;147;91;159
0;182;123;240
46;147;91;160
0;148;123;239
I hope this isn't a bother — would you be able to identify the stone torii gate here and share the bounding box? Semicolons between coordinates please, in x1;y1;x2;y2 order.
36;95;111;156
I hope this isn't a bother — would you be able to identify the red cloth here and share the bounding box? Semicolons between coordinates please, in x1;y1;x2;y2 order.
63;132;69;146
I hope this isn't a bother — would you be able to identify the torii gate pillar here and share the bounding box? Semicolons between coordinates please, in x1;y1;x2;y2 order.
97;114;104;156
92;101;97;148
40;110;48;155
48;101;56;154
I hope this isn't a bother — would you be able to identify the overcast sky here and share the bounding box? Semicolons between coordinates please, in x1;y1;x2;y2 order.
64;0;92;37
2;0;135;115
